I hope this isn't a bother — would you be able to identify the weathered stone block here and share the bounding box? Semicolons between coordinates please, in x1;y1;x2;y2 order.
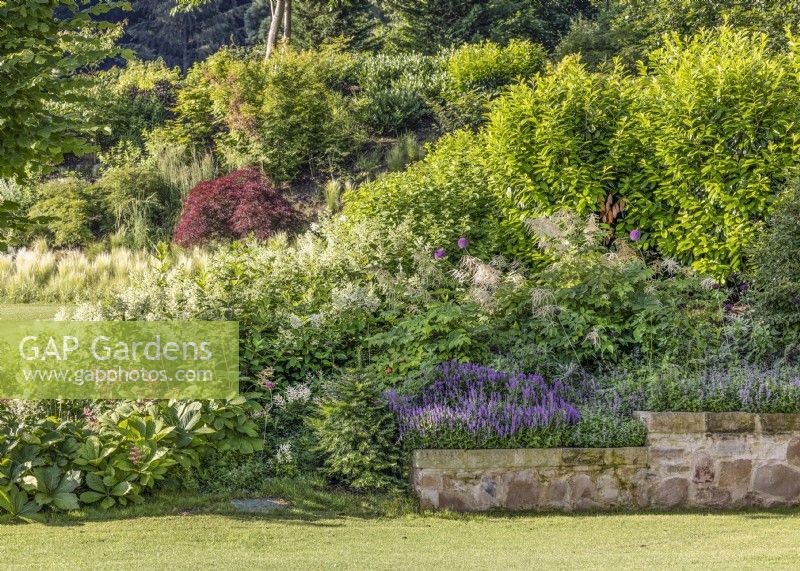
717;459;752;489
635;412;706;434
480;477;497;499
571;474;594;500
649;446;686;464
607;448;648;466
505;472;540;510
695;487;732;509
759;414;800;434
562;449;605;466
706;412;756;433
753;464;800;500
710;435;748;456
415;469;443;490
691;453;715;484
438;491;469;511
544;479;568;505
596;474;620;504
653;477;689;508
786;437;800;467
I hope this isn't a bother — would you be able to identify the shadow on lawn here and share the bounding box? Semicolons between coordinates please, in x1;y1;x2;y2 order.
26;501;800;529
25;479;412;527
13;474;800;528
470;505;800;521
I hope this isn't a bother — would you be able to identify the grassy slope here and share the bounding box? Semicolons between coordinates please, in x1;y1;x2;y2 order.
1;488;800;570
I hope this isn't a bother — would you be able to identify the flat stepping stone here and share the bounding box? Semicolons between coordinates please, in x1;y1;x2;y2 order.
230;498;290;512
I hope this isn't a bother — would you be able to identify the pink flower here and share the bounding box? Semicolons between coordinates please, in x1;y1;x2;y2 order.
129;446;144;465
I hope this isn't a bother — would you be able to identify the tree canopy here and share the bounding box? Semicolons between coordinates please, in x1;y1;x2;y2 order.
0;0;125;180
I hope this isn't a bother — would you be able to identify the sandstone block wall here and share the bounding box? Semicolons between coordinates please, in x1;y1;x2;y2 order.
411;412;800;511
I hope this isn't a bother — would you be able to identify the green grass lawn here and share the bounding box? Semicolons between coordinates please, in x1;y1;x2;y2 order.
2;485;800;570
0;303;63;320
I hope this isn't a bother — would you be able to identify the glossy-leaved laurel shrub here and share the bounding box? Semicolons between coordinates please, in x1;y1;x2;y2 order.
487;27;800;276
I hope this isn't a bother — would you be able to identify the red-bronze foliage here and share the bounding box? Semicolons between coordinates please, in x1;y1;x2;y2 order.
174;168;301;246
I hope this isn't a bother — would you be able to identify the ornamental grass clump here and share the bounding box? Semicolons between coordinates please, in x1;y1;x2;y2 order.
386;361;582;449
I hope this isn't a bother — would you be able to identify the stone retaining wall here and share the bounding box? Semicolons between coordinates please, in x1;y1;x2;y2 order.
412;412;800;511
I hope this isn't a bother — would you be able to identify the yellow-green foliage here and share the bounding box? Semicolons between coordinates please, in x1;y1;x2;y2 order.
446;39;546;93
485;27;800;276
101;59;181;94
27;178;101;248
343;130;509;259
441;39;547;130
345;27;800;277
168;47;365;182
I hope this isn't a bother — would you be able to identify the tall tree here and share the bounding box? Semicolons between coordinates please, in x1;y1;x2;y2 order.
383;0;593;53
124;0;250;71
264;0;286;58
0;0;125;180
245;0;383;51
557;0;800;67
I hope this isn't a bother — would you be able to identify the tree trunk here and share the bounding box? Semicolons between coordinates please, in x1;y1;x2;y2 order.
283;0;291;43
265;0;285;60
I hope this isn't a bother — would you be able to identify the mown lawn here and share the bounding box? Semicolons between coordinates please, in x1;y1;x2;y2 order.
1;486;800;570
0;303;62;320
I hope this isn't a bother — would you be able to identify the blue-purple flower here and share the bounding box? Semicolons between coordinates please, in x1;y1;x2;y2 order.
457;236;469;250
739;282;749;292
629;229;641;241
386;362;581;445
433;247;446;259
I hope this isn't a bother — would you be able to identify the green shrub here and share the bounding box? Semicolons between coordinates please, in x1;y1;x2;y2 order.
344;130;508;260
28;178;104;247
485;212;724;369
637;28;800;276
485;56;642;262
168;48;365;183
486;27;800;276
447;39;546;93
367;301;488;377
440;40;547;130
308;373;401;491
749;180;800;345
556;0;800;68
93;59;181;154
354;52;446;135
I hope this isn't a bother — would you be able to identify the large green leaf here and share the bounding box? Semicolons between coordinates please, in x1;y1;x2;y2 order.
0;485;41;522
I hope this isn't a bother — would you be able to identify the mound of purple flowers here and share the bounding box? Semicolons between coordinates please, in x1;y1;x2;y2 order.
386;362;581;447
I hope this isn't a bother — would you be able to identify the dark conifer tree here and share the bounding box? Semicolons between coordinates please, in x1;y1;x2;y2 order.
122;0;250;71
